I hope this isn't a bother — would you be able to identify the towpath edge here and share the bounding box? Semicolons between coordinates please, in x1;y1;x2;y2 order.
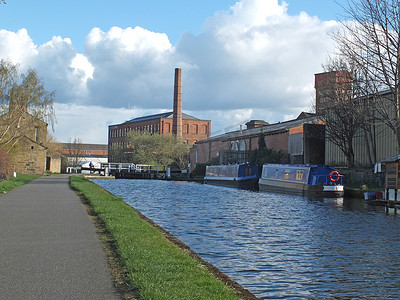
0;175;121;299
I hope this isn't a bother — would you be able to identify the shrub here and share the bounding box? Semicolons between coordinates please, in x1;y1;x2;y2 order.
0;150;10;180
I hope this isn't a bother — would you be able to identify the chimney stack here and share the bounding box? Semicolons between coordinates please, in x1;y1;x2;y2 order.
172;68;183;138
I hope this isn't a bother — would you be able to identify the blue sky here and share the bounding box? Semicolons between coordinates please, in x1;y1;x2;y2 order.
1;0;345;51
0;0;349;143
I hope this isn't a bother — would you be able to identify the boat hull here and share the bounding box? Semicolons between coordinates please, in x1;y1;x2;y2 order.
204;164;260;190
258;178;344;198
205;178;259;191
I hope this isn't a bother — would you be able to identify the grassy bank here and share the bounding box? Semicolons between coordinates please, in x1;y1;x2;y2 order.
0;174;39;193
70;176;243;300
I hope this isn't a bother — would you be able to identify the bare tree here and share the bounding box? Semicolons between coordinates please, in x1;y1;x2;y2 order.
333;0;400;151
318;58;365;167
0;59;56;152
66;137;84;167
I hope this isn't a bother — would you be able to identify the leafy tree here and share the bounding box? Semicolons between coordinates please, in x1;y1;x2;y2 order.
126;131;190;169
0;59;55;152
108;144;127;163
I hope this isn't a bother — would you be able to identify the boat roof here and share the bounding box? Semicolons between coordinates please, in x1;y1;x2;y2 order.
262;164;335;169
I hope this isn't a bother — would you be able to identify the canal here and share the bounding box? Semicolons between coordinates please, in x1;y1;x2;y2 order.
91;179;400;299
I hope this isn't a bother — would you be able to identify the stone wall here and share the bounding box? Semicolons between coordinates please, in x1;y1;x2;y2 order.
11;138;47;175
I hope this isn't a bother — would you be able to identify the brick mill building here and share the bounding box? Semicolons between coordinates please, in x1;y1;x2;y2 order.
108;68;211;162
189;113;325;170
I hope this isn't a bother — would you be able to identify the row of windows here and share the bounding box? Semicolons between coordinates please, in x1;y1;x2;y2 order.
182;124;209;135
109;123;209;138
109;124;161;138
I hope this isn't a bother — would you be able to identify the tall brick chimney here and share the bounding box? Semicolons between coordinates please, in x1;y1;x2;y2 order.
315;71;351;115
172;68;183;138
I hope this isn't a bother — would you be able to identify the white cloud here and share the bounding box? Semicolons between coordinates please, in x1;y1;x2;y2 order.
179;0;336;115
53;103;146;144
70;54;94;82
84;26;175;108
0;28;38;68
0;0;339;143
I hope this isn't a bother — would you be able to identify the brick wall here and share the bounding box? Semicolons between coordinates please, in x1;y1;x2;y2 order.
109;117;211;149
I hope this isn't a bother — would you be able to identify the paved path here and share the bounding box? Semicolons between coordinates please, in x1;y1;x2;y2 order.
0;175;121;300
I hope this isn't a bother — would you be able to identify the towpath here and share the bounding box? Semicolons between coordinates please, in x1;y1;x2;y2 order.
0;175;121;299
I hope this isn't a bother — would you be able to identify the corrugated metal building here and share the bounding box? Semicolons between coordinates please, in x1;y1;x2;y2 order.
316;72;399;167
325;120;397;167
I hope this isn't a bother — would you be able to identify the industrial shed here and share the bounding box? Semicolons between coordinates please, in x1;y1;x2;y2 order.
189;113;325;170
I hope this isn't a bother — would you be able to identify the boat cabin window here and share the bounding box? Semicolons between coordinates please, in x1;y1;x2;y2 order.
284;170;290;179
244;166;253;177
296;170;303;180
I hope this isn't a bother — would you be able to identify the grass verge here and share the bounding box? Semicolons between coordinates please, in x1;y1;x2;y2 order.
70;176;249;300
0;174;39;193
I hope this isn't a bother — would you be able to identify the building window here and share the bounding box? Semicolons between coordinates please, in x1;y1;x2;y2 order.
192;125;198;134
202;125;207;135
35;126;40;143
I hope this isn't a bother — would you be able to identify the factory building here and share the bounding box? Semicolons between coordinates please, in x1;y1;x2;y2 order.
108;68;211;162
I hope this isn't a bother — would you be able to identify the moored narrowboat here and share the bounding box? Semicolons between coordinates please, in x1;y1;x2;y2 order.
258;164;344;197
204;164;259;190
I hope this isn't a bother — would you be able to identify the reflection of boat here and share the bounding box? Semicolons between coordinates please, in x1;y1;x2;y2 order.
204;164;259;190
258;164;344;197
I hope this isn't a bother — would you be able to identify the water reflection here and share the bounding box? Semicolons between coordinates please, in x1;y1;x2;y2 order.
92;179;400;299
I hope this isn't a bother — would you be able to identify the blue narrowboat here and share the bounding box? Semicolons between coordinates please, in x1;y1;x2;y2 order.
258;164;344;197
204;164;260;190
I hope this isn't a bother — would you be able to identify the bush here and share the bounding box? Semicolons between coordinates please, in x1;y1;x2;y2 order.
191;163;206;177
0;150;10;180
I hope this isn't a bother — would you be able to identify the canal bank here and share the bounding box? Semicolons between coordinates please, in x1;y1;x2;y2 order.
71;176;257;300
92;178;400;299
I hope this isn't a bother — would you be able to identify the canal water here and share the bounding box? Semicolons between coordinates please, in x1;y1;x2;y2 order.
92;179;400;299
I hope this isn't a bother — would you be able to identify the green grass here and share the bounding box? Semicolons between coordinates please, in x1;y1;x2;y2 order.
70;176;241;300
0;174;39;193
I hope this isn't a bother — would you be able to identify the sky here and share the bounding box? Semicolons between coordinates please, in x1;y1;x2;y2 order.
0;0;349;144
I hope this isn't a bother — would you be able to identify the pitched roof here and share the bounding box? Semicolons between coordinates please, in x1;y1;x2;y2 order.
124;111;201;124
196;115;322;144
